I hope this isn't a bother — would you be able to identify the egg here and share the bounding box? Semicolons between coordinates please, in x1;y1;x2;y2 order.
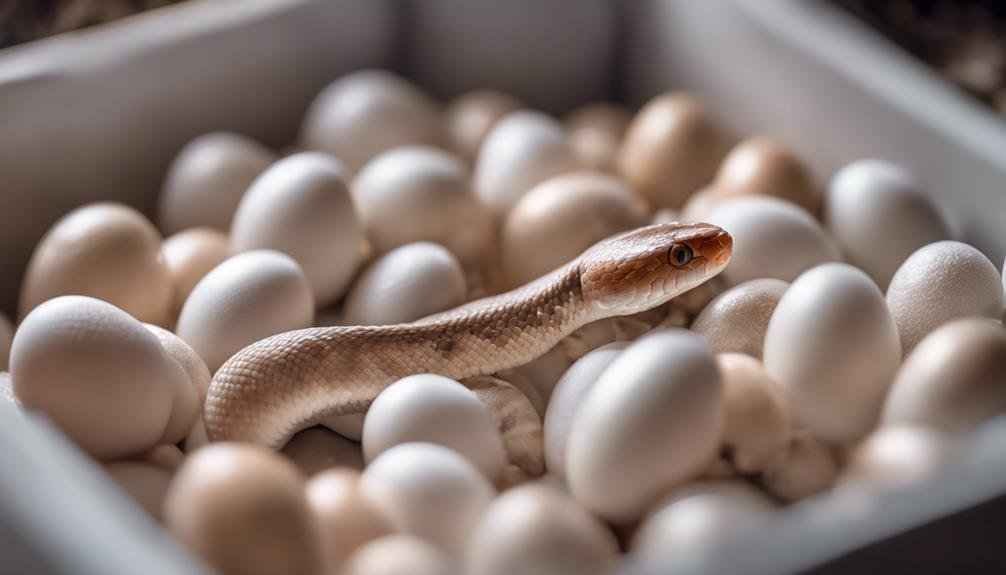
762;431;838;501
565;329;724;523
467;484;618;575
711;137;820;214
342;535;455;575
706;196;838;286
565;103;632;172
176;250;314;372
282;427;364;476
445;90;522;164
692;278;789;359
164;443;323;575
0;311;12;371
679;185;727;223
0;371;13;405
500;172;648;286
474;110;578;217
839;426;953;489
617;93;731;210
19;202;172;325
825;160;950;288
886;241;1003;354
764;263;900;443
158;132;277;235
161;228;231;318
882;319;1006;432
137;443;185;471
360;442;495;555
362;374;505;482
10;296;180;459
321;413;366;442
231;152;361;307
464;375;546;483
716;353;790;474
145;324;208;445
300;69;444;173
306;469;396;571
105;449;179;520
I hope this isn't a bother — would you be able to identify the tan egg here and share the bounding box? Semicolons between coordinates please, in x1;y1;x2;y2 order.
306;469;396;571
137;444;185;472
158;132;276;235
176;250;314;372
566;329;724;523
362;374;505;482
19;202;172;325
464;375;545;483
445;90;522;164
474;110;579;217
692;278;788;359
716;354;790;474
886;241;1003;354
360;442;495;555
353;147;493;265
501;172;648;286
882;319;1006;432
10;296;179;459
105;460;173;521
764;264;900;443
300;69;444;173
761;431;838;502
467;484;618;575
164;443;322;575
543;342;628;479
183;419;209;453
231;152;361;307
565;103;632;172
144;324;208;445
705;196;838;286
840;426;953;489
282;427;364;476
825;160;950;289
343;242;467;326
161;228;231;318
342;535;455;575
0;311;11;371
711;137;820;214
617;93;731;210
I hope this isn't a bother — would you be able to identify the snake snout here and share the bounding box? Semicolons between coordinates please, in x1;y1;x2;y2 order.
700;230;733;267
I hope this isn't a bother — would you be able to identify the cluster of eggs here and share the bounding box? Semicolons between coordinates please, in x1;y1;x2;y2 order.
0;68;1005;575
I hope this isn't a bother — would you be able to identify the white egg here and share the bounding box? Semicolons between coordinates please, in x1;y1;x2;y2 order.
362;374;506;481
361;442;495;555
886;241;1003;354
342;535;455;575
705;196;838;286
0;311;12;371
231;152;361;307
565;329;724;523
10;296;180;459
764;263;900;443
300;70;443;173
716;353;791;474
176;250;314;372
825;160;949;289
692;278;789;359
144;324;207;445
839;426;953;489
474;110;578;217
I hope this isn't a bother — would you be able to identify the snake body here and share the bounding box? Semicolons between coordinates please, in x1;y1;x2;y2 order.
205;223;733;450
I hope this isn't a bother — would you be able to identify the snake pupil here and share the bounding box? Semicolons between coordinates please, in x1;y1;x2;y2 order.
671;244;693;267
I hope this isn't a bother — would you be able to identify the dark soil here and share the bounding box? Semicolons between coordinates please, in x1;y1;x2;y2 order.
0;0;187;48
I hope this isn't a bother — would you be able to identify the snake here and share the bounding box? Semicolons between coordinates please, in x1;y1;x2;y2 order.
204;223;733;460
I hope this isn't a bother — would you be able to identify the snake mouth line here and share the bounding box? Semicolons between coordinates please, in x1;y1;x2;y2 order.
700;230;733;267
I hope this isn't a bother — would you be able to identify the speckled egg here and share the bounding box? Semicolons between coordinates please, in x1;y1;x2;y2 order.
711;137;820;214
161;228;231;318
692;278;789;359
445;90;522;164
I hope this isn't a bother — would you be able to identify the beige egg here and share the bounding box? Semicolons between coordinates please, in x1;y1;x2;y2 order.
692;278;789;359
145;324;207;445
360;442;495;555
764;264;900;443
617;93;731;210
840;426;953;489
164;443;322;575
762;431;838;501
711;137;820;214
474;110;578;217
19;202;172;325
716;354;790;474
363;374;505;482
343;242;467;326
105;460;174;521
176;250;314;372
565;103;632;172
886;241;1003;354
0;311;12;371
464;375;546;484
353;147;493;265
300;69;443;173
706;196;838;286
445;90;522;164
10;296;180;459
161;227;231;318
500;172;648;286
137;443;185;472
467;484;618;575
282;427;364;476
306;468;396;571
566;329;724;523
342;535;455;575
825;160;950;289
543;342;628;479
679;185;728;223
158;132;276;235
882;319;1006;432
231;152;361;307
183;419;209;453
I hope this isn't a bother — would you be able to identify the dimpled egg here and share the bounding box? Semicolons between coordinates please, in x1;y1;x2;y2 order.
692;278;789;359
886;241;1003;354
161;228;231;318
764;263;900;443
445;90;522;164
565;329;724;523
711;137;820;214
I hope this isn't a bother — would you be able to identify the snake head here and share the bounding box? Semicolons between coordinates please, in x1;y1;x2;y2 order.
579;222;732;315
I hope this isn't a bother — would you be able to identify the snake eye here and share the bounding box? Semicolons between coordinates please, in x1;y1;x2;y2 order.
669;244;693;267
